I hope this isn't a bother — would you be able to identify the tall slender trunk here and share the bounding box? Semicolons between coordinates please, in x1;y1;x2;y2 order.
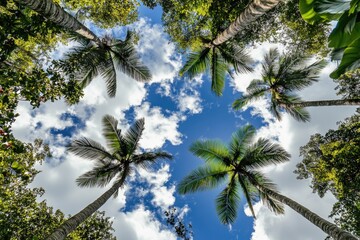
46;180;123;240
212;0;281;45
289;99;360;108
256;185;358;240
18;0;102;45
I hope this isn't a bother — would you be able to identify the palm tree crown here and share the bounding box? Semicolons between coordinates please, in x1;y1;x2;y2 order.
48;115;172;239
180;41;253;96
232;48;326;122
178;125;289;224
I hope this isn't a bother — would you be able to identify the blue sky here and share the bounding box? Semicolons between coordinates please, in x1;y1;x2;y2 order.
12;4;359;240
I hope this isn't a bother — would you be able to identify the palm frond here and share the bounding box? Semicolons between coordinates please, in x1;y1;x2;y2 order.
113;166;131;198
132;151;173;170
241;138;290;169
123;118;145;154
237;175;257;218
211;47;228;96
190;140;230;166
262;48;279;84
101;54;117;97
216;174;241;224
269;94;283;121
246;79;268;95
111;31;151;82
76;161;121;188
232;82;267;110
249;171;285;215
218;43;253;74
179;47;211;78
178;165;229;194
229;125;256;161
67;137;113;161
102;115;122;153
280;94;311;122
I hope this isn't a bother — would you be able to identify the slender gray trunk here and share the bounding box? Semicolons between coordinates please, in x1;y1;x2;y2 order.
290;99;360;108
212;0;281;45
46;180;123;240
19;0;102;45
256;185;358;240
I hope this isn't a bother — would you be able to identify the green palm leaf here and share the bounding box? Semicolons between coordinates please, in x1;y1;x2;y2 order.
280;94;311;122
211;47;228;96
132;151;173;170
179;47;211;78
237;175;257;218
102;115;122;152
178;165;229;194
67;137;113;162
123;118;145;154
241;138;290;169
190;140;230;166
216;174;241;224
217;43;253;74
229;125;256;160
101;54;117;97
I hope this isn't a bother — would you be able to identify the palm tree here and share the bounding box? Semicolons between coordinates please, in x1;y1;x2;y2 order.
180;0;282;96
17;0;151;97
47;115;172;240
232;48;360;122
178;125;357;240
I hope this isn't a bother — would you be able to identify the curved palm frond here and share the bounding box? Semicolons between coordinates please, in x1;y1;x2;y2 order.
112;165;131;198
67;137;113;162
190;140;230;166
178;165;229;194
237;175;257;218
211;47;228;96
232;82;267;110
229;125;256;161
102;115;122;152
262;48;279;84
241;138;290;169
279;94;311;122
216;174;241;224
110;31;151;83
179;47;211;78
101;54;117;97
247;171;285;215
123;118;145;154
269;93;283;121
76;161;121;188
132;151;173;170
217;43;253;74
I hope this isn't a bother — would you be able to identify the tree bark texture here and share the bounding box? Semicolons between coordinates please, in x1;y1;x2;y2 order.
19;0;101;44
290;99;360;108
212;0;281;45
256;185;358;240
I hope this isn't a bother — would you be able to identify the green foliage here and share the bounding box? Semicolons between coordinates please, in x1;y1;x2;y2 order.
64;0;139;28
334;69;360;99
232;48;326;122
164;207;193;240
295;112;360;236
299;0;360;78
161;0;330;55
179;125;289;225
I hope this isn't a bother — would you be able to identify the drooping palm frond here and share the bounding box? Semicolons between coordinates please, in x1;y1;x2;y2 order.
247;171;285;215
216;174;241;224
190;140;230;166
67;137;113;162
132;151;173;170
229;125;256;161
241;138;290;169
179;47;211;79
279;94;311;122
101;53;117;97
123;118;145;154
211;47;228;96
217;43;253;74
110;31;151;83
237;175;257;218
76;161;121;188
178;165;229;194
262;48;279;84
232;81;268;110
102;115;122;152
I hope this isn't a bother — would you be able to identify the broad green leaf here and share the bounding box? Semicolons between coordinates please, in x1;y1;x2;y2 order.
330;38;360;78
11;161;19;169
299;0;322;24
314;0;350;14
349;0;360;14
328;12;360;48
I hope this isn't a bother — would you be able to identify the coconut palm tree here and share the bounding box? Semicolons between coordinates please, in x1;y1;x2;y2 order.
17;0;151;97
47;115;172;240
232;48;360;122
180;0;282;96
178;125;357;240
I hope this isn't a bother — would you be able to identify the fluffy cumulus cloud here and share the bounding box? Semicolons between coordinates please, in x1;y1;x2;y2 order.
233;45;358;240
11;18;197;240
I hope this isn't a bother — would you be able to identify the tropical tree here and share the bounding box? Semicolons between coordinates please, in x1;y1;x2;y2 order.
180;0;282;96
47;115;172;240
232;48;360;122
16;0;151;97
178;125;357;239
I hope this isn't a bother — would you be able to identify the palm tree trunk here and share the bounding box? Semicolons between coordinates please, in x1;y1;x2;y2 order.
212;0;281;45
255;185;358;240
289;99;360;108
46;180;123;240
18;0;102;45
